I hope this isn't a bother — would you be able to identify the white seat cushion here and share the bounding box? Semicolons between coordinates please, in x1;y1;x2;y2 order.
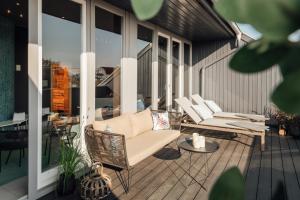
130;109;153;136
126;130;180;166
93;114;134;139
191;102;213;120
205;100;222;113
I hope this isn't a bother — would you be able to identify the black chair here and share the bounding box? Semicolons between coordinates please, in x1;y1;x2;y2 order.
0;130;28;172
44;119;77;165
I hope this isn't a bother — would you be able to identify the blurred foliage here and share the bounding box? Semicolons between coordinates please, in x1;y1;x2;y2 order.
131;0;164;20
215;0;300;114
209;167;245;200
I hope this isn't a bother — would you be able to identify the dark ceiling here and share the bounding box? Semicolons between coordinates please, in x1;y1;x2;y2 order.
0;0;28;27
104;0;236;42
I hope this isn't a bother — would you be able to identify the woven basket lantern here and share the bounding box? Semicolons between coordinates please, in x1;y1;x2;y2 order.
81;163;112;200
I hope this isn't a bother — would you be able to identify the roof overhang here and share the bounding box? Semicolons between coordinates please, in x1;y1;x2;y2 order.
103;0;238;41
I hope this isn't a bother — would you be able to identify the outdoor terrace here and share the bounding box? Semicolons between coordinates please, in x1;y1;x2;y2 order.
41;127;300;200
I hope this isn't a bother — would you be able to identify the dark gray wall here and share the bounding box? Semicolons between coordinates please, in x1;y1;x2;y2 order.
0;15;15;121
192;35;282;114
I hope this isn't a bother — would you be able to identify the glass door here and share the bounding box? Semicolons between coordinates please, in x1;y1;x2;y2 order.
137;25;153;111
41;0;82;172
158;36;169;110
94;6;122;120
184;43;191;97
0;0;29;198
172;40;180;110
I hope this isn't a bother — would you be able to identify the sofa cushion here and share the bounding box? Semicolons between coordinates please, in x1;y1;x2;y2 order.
130;109;153;136
125;130;180;166
93;114;134;139
152;112;170;130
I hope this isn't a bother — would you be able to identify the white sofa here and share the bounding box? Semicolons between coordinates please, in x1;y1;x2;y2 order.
85;109;182;192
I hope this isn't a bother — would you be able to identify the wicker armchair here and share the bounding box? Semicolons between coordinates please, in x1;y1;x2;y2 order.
84;110;182;192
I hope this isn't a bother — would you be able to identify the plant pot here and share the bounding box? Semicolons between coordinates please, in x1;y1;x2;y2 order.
287;124;300;139
278;124;286;136
57;173;76;196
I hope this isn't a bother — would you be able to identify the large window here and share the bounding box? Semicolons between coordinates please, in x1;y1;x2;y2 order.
42;0;82;171
95;7;122;120
0;0;29;195
137;25;153;111
158;36;168;110
184;43;191;97
172;41;180;110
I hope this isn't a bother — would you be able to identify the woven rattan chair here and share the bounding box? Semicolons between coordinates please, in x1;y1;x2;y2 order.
85;110;182;193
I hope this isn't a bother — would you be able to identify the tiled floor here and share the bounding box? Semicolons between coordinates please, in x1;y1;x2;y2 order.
0;176;27;200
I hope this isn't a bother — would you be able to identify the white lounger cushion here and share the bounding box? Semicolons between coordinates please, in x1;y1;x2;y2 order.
175;97;203;124
191;94;204;103
191;94;266;121
126;130;180;166
205;100;222;113
191;103;213;120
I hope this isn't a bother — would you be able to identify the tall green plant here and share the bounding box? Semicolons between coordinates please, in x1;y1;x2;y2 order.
59;142;83;193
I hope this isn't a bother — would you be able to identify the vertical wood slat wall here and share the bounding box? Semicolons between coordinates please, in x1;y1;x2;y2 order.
192;34;282;115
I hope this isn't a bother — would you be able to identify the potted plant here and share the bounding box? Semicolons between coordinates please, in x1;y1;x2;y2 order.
274;111;288;136
286;115;300;139
57;142;84;196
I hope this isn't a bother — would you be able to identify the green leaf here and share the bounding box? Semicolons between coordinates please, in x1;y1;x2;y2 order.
131;0;164;21
272;70;300;114
214;0;247;23
214;0;300;41
230;40;288;73
209;167;245;200
279;46;300;77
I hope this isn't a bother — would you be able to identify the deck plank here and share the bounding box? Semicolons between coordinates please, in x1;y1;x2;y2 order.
280;135;300;200
225;134;248;170
193;137;240;200
257;133;272;200
117;146;190;200
161;138;225;200
111;145;177;197
237;135;255;175
146;139;219;200
171;138;231;200
271;133;285;200
245;136;261;200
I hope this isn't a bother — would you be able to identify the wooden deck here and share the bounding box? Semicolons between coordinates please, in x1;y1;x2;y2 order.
40;128;300;200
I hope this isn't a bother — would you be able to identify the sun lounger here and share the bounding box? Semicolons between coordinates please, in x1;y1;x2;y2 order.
191;94;267;122
175;97;267;151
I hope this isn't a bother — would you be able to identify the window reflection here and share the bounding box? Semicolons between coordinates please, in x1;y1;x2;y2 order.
137;25;153;112
172;41;179;110
184;43;191;97
42;0;81;171
158;36;168;110
95;7;122;120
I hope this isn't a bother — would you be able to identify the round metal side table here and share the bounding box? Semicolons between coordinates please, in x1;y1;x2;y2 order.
177;136;219;190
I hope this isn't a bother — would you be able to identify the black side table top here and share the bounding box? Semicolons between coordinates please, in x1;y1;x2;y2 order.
178;136;219;153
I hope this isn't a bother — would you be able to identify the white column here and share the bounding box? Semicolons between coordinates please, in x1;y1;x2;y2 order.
28;0;42;199
166;38;172;111
121;12;137;114
178;41;184;112
152;31;158;110
189;44;193;98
